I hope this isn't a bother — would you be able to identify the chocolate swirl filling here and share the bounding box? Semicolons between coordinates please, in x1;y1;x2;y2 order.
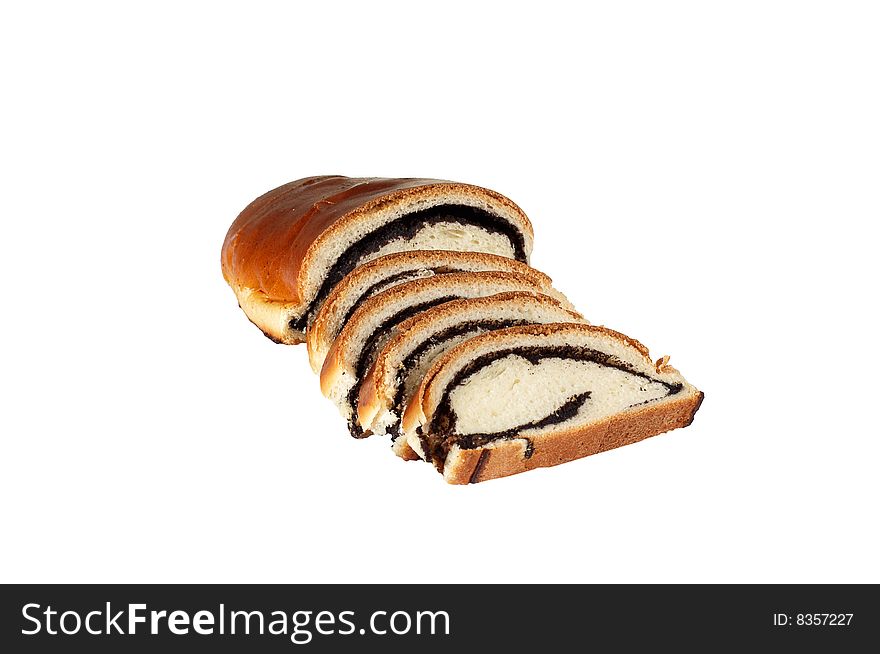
290;205;528;331
345;296;462;438
419;346;684;469
383;319;533;439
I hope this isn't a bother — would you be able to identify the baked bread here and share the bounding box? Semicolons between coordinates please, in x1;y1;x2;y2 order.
319;271;573;436
357;292;586;459
306;250;554;373
403;323;703;484
221;176;534;344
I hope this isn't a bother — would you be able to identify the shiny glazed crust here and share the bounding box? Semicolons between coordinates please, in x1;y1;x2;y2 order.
221;176;534;343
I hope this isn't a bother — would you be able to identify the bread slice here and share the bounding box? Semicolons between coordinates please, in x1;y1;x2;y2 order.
221;176;534;344
357;292;586;459
306;250;555;373
319;272;573;437
403;323;703;484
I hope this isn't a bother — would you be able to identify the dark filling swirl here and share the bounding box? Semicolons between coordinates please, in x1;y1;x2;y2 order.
383;318;533;440
289;205;528;332
345;296;461;438
420;346;683;468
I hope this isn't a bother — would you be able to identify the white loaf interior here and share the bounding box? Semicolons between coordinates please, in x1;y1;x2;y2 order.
369;222;514;262
449;355;673;436
306;251;553;373
300;189;533;320
405;325;698;466
419;327;670;420
366;293;586;438
324;273;562;421
306;268;434;373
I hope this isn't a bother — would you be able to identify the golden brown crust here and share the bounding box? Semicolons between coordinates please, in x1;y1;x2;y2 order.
356;359;384;427
306;251;553;371
444;389;704;484
221;176;533;305
225;285;304;344
400;391;428;435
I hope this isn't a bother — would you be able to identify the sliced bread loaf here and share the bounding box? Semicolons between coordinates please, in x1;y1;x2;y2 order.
403;323;703;483
320;272;573;437
306;250;553;373
357;292;585;459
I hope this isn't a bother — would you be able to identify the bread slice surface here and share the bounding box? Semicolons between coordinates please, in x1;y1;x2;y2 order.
403;323;703;483
356;292;585;459
320;272;572;436
306;250;552;373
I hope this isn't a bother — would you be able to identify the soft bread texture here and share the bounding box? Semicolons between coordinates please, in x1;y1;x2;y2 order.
221;176;534;344
403;323;703;484
306;250;553;374
319;272;574;430
356;292;586;459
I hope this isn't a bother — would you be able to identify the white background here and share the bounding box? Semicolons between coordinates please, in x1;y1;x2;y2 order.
1;1;878;583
